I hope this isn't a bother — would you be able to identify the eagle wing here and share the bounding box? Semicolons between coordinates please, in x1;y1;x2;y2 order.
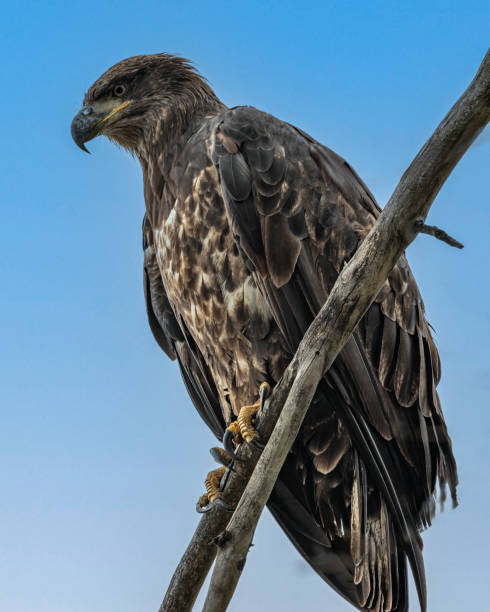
209;106;458;611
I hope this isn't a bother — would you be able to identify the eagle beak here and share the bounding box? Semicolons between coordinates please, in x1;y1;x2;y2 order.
71;100;131;153
71;106;99;153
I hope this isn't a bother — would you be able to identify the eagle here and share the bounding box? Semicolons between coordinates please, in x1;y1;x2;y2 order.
71;54;458;611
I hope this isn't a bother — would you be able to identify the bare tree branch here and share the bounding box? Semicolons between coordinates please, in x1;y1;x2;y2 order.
159;369;297;611
159;49;490;612
415;220;464;248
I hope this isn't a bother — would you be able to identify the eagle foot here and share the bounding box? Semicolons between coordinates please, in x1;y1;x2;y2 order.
196;451;235;513
223;382;271;458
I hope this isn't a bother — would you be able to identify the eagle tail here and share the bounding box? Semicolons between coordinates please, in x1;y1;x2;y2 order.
326;390;426;612
268;468;410;611
268;479;363;610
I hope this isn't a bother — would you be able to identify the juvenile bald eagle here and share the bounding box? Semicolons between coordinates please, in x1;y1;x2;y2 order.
71;54;457;611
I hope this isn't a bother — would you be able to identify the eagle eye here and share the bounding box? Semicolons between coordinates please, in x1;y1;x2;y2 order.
113;84;127;97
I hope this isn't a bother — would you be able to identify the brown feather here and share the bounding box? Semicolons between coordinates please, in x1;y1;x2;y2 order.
77;56;458;611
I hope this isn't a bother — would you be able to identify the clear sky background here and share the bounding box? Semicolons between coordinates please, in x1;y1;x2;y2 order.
0;2;488;611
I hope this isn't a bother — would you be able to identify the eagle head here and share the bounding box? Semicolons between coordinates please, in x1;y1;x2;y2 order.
71;54;220;153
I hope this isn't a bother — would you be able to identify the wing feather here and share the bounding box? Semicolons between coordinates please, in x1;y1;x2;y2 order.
211;106;458;610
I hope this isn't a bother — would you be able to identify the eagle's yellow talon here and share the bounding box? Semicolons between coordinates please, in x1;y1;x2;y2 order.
226;382;272;446
226;420;242;445
238;402;261;443
200;383;272;511
197;451;236;513
203;466;227;503
198;493;210;508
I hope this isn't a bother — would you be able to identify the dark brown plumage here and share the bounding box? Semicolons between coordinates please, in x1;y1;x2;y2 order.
72;54;458;612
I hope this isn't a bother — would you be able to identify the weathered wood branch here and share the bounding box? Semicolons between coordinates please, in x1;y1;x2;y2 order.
158;366;297;611
415;221;464;248
159;49;490;612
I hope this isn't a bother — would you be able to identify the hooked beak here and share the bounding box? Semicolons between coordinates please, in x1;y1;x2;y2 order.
71;100;130;153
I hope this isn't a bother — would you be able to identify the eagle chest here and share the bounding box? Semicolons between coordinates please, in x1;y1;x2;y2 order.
154;184;272;412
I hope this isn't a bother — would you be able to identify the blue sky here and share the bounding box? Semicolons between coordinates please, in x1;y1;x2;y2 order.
0;2;488;611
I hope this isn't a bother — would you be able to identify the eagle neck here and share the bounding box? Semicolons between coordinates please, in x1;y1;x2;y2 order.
138;99;224;229
139;94;224;157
